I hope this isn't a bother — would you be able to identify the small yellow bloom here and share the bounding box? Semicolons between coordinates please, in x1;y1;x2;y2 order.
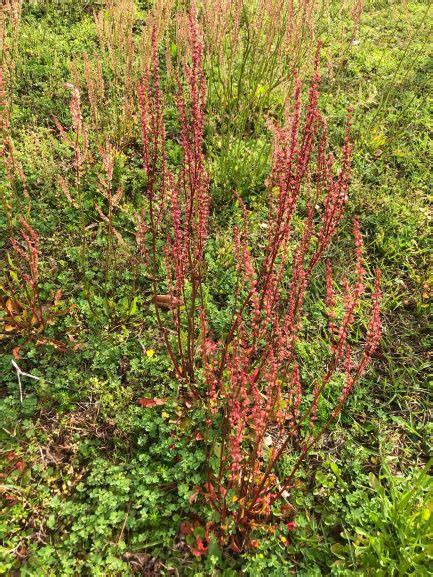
146;349;155;358
280;535;287;544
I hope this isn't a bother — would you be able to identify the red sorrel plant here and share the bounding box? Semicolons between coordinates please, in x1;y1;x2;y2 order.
69;0;173;147
95;140;125;293
0;217;65;351
188;0;365;197
196;59;382;551
136;10;381;553
55;80;133;308
55;84;91;287
1;65;29;236
137;7;209;385
93;0;136;143
1;139;29;239
0;0;22;113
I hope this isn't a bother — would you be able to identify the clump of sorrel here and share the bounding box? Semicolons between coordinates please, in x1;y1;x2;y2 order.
0;217;66;354
193;58;381;552
136;13;381;553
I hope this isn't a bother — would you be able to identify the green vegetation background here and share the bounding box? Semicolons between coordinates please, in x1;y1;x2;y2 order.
0;0;431;575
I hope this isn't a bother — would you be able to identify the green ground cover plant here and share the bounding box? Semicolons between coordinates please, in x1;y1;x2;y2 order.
1;0;431;575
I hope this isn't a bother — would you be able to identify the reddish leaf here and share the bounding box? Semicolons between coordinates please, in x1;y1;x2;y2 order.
138;397;167;408
152;294;183;310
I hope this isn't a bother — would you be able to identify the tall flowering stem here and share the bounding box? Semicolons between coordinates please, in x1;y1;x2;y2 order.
137;8;209;383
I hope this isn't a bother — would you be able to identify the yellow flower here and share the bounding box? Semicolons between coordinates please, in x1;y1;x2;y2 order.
146;349;155;358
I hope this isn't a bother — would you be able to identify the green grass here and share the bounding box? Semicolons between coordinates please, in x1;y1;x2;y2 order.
1;0;431;575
